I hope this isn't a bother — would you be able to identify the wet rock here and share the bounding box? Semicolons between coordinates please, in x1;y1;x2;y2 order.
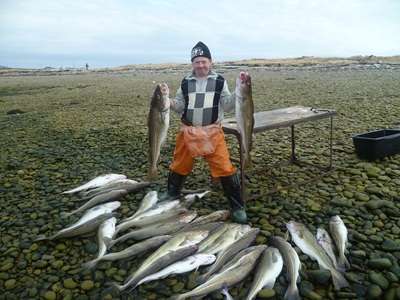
43;290;56;300
307;270;331;285
367;284;382;299
172;281;185;293
368;258;393;269
4;278;17;290
368;271;389;289
80;280;94;291
381;239;400;251
257;288;276;298
84;242;98;254
63;278;78;289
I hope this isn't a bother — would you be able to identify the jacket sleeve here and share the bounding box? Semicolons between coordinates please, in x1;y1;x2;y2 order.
170;86;185;114
220;80;235;113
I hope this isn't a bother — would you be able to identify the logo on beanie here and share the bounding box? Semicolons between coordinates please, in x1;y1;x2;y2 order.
191;47;204;58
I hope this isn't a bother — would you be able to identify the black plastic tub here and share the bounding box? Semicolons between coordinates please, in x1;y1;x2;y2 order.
352;129;400;161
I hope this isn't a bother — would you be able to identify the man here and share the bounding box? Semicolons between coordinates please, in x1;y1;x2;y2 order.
160;41;248;224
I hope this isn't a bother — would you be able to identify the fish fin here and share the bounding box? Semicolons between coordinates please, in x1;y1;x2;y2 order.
34;234;49;242
284;284;301;300
221;285;234;300
331;269;350;290
81;258;99;270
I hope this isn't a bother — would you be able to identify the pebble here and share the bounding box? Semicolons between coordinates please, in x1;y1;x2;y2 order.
257;288;276;298
382;239;400;251
4;278;17;290
367;284;382;299
368;258;393;269
80;280;94;291
63;278;78;289
43;290;56;300
368;271;389;289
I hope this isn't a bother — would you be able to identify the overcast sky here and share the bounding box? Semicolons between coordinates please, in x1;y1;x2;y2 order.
0;0;399;68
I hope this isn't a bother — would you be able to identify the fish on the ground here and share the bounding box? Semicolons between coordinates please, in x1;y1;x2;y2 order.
235;72;254;170
148;83;170;180
329;215;350;271
80;179;150;199
182;191;210;207
109;211;197;246
287;221;349;290
190;210;230;226
111;230;208;292
269;236;301;300
63;174;127;194
246;247;283;300
197;223;231;253
82;217;117;269
124;191;159;221
178;222;224;234
115;200;183;234
135;254;216;287
170;245;266;300
35;202;121;241
199;228;259;283
82;235;171;269
199;224;251;255
62;189;127;217
316;228;339;270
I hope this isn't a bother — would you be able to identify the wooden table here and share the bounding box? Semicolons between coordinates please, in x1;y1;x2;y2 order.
222;106;337;201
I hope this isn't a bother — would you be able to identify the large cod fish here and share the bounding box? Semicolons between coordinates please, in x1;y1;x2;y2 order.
235;71;254;170
148;83;170;180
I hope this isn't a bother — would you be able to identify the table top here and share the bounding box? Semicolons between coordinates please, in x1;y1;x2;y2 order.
222;106;337;135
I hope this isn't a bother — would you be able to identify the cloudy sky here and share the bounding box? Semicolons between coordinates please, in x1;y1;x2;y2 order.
0;0;399;68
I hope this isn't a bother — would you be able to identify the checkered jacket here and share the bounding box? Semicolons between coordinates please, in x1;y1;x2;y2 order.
172;71;235;126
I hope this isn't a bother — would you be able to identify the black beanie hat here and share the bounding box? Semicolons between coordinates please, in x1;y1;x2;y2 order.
191;41;211;62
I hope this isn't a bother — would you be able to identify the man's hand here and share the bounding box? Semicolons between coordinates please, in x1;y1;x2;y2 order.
160;82;169;97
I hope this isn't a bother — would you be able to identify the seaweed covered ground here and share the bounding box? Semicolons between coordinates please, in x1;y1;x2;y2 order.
1;64;400;299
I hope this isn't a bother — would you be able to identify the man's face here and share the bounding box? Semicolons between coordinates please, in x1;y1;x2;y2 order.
192;57;212;78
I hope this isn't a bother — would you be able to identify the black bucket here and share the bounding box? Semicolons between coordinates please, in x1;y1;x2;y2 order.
352;129;400;161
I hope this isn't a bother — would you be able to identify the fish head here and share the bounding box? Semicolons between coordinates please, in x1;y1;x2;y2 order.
236;71;252;96
316;228;329;241
217;210;231;220
200;254;217;265
144;190;158;200
286;221;306;238
103;201;121;212
330;215;343;225
268;247;282;263
151;84;169;109
184;230;209;245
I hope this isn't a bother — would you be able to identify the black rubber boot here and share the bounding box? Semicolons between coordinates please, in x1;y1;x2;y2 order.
220;173;248;224
159;171;186;201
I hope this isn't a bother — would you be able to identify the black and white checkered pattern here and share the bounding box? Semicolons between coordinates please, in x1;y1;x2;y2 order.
181;72;225;126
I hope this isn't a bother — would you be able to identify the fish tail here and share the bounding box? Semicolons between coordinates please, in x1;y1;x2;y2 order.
34;234;49;242
169;295;184;300
81;258;99;270
107;281;124;292
337;254;350;271
331;268;349;290
284;284;301;300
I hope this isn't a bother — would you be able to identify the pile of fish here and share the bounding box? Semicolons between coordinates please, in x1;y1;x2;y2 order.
35;174;351;299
